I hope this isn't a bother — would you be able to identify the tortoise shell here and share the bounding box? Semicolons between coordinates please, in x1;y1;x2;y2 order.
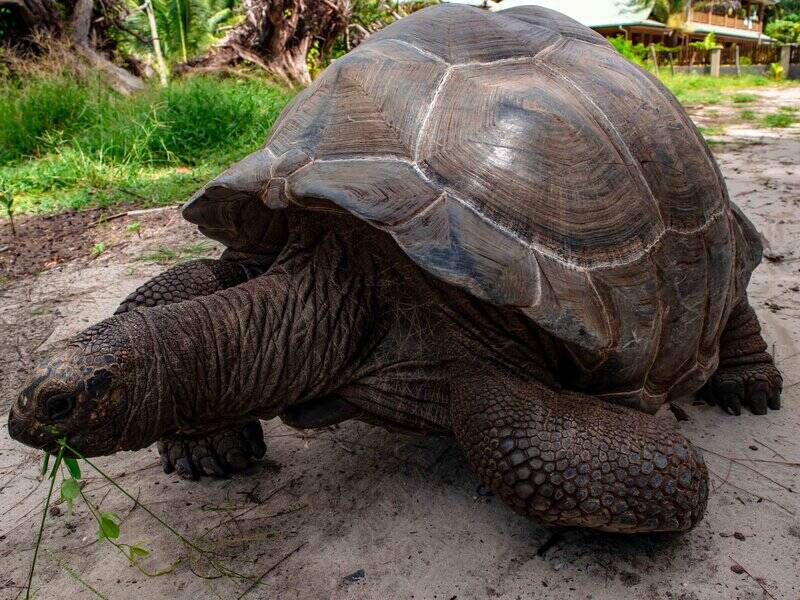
183;4;762;411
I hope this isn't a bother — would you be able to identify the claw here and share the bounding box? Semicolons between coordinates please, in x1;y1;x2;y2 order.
746;380;769;415
175;456;198;480
156;420;266;480
224;449;250;472
157;441;174;474
200;455;227;477
242;422;267;458
768;390;781;411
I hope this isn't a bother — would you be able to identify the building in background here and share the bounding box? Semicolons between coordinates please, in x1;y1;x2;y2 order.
491;0;777;48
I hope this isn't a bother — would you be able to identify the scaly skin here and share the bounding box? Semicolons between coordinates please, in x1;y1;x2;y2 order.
115;259;253;314
450;371;708;533
116;258;267;479
701;300;782;416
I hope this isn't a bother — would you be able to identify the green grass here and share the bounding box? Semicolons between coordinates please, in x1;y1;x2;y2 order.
0;73;293;214
762;111;798;128
658;73;797;106
740;109;757;122
732;93;757;104
139;242;215;264
698;125;726;137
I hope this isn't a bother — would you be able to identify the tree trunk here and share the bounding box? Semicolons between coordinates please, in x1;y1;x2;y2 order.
182;0;351;85
1;0;145;94
0;0;62;36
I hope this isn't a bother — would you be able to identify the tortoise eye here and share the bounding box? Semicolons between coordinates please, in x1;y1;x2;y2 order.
45;392;74;420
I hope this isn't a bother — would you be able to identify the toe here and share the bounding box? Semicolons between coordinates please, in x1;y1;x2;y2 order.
746;379;769;415
199;454;227;477
241;422;266;458
768;389;781;411
223;449;250;472
700;384;716;406
157;441;175;474
174;455;198;480
717;382;743;416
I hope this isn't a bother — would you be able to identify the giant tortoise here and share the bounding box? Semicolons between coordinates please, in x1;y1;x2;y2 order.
9;4;782;533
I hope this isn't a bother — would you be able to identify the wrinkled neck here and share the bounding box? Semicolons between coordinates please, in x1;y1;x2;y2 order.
119;232;376;444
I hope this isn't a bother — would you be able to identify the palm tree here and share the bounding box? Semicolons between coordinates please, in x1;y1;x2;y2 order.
125;0;236;63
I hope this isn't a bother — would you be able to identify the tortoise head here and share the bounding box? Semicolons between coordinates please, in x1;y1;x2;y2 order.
8;320;134;457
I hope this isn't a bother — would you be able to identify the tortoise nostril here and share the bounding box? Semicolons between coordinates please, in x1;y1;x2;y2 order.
45;392;74;420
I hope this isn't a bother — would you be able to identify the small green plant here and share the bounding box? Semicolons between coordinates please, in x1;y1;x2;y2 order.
762;111;797;128
0;190;16;235
25;439;254;598
732;93;757;104
690;32;722;52
740;109;757;122
91;242;106;257
140;242;213;264
779;106;799;113
126;220;142;237
738;56;752;67
699;125;726;137
770;62;785;82
609;35;648;65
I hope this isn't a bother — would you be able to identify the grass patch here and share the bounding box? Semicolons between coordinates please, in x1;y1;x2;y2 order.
762;111;798;128
732;93;757;104
779;105;799;113
658;73;797;106
739;109;757;122
0;72;293;214
139;242;215;264
698;125;726;137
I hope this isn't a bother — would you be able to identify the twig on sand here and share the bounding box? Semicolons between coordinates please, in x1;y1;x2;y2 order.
91;204;182;226
752;438;787;461
729;555;777;600
699;446;795;493
707;467;796;516
237;542;306;599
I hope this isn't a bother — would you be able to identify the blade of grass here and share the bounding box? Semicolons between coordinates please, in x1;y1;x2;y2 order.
25;446;64;600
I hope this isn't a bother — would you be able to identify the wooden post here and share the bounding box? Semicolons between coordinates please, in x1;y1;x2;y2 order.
735;45;741;77
668;51;675;76
650;44;660;76
781;45;792;79
710;47;721;77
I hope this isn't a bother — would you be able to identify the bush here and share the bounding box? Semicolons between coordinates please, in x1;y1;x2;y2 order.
609;35;648;65
1;73;291;167
765;19;800;43
0;74;97;163
0;73;293;213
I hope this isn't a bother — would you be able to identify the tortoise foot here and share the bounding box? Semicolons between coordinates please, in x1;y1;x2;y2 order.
701;363;782;416
157;421;266;480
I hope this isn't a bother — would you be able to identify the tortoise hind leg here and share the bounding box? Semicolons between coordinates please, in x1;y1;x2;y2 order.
701;299;782;416
450;371;708;533
116;259;268;479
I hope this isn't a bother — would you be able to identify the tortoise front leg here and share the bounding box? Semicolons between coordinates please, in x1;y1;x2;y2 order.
115;258;256;314
450;371;708;533
116;258;266;479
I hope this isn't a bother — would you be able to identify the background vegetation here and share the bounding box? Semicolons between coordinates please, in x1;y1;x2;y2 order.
1;0;798;216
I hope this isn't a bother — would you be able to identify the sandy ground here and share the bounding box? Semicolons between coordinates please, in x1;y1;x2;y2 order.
1;88;799;600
